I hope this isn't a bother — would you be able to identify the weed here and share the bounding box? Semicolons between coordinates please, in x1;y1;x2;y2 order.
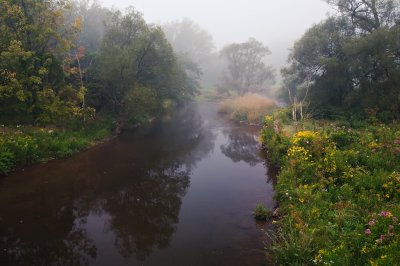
219;94;277;124
254;203;272;221
261;109;400;264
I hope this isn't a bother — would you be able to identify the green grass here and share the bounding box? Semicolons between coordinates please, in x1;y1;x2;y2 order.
261;111;400;265
254;203;272;221
0;118;115;175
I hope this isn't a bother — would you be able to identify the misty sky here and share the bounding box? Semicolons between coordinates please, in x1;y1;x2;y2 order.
100;0;333;72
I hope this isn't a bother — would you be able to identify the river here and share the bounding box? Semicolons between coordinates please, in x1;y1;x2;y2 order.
0;102;275;266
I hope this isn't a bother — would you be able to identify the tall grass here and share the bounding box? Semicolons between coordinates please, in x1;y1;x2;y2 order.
219;94;277;124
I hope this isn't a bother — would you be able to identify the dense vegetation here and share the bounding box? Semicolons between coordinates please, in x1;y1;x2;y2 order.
282;0;400;120
0;119;114;175
0;0;199;174
262;1;400;264
261;111;400;265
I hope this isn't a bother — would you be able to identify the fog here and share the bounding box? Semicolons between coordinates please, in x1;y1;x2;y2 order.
100;0;333;75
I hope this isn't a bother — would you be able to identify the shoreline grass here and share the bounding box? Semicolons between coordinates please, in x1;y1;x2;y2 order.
219;94;277;124
261;110;400;265
0;118;115;176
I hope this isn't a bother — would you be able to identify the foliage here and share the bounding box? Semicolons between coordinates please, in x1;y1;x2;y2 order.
219;94;277;124
72;0;113;53
254;203;272;221
0;0;89;125
220;38;275;95
326;0;400;33
0;118;114;175
282;0;400;119
88;8;197;120
0;1;198;173
261;112;400;265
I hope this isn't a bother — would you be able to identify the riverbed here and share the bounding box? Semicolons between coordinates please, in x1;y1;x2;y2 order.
0;102;275;266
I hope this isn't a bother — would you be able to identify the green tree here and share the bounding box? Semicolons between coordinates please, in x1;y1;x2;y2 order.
0;0;85;125
282;1;400;118
326;0;400;33
220;38;275;95
88;8;197;122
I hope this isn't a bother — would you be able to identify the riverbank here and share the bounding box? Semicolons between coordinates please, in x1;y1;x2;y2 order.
0;118;115;176
260;111;400;265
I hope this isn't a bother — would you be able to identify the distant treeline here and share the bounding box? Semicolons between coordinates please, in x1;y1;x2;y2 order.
0;0;199;126
282;0;400;120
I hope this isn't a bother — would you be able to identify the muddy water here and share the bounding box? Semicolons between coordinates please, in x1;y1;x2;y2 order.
0;102;275;266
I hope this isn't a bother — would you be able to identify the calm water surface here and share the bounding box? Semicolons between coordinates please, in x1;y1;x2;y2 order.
0;102;275;266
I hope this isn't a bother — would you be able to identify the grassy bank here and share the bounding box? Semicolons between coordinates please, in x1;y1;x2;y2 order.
261;110;400;265
219;94;277;124
0;118;115;175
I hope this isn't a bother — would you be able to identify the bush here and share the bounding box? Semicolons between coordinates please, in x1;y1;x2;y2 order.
254;203;272;221
260;115;290;166
0;147;14;175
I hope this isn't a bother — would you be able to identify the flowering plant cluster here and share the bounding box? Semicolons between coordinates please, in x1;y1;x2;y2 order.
260;113;400;265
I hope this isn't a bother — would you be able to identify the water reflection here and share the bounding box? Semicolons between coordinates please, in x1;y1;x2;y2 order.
0;208;96;266
0;104;215;265
102;167;190;261
220;127;263;166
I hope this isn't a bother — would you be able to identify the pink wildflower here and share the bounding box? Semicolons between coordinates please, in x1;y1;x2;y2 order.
392;216;398;222
368;220;376;226
379;211;393;218
365;229;371;235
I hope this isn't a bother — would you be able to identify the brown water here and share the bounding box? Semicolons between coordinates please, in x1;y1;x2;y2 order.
0;102;275;266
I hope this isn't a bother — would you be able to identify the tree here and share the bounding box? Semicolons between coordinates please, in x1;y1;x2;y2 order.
162;18;214;64
282;1;400;118
326;0;400;33
72;0;113;53
220;38;275;95
162;18;222;89
281;17;353;119
0;0;86;125
87;8;197;122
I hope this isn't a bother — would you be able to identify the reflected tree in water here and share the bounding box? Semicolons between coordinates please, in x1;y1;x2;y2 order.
101;104;215;261
103;166;190;261
220;128;263;166
0;205;96;265
0;104;215;265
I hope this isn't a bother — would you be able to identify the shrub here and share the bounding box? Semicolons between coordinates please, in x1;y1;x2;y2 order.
0;147;14;175
254;203;272;221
